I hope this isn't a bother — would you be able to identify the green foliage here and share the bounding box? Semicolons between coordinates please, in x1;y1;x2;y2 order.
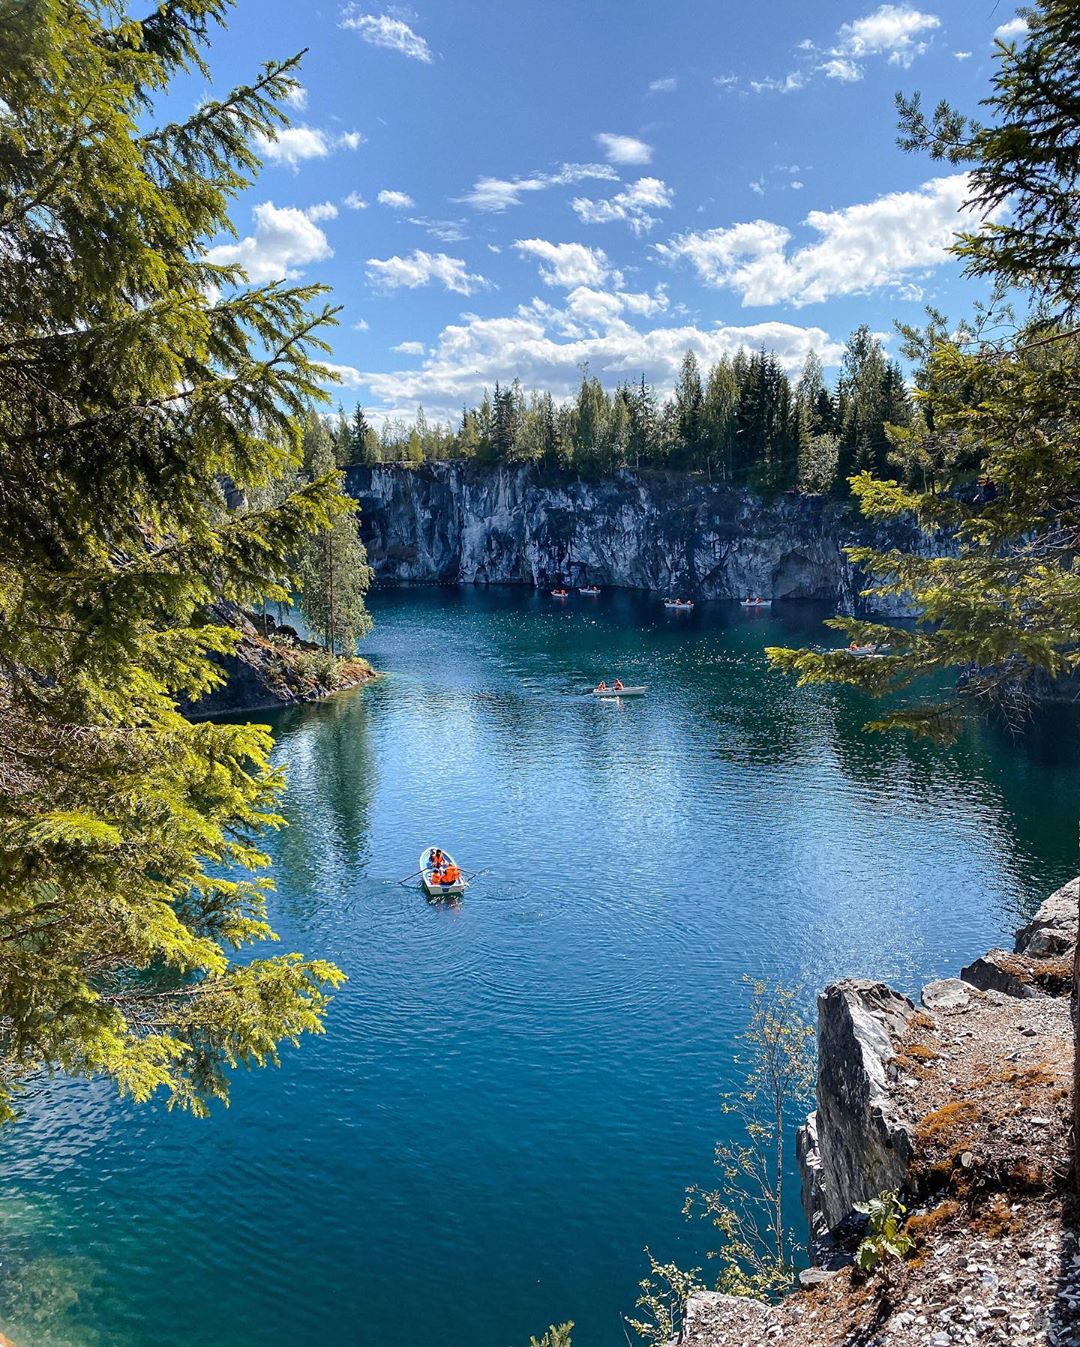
0;0;351;1121
769;0;1080;735
683;978;816;1300
361;332;907;492
297;412;374;653
522;1323;574;1347
854;1191;914;1272
628;981;815;1344
626;1252;705;1346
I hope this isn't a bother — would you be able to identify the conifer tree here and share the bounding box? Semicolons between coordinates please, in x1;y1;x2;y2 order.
0;0;352;1121
768;0;1080;739
298;417;374;653
350;404;378;467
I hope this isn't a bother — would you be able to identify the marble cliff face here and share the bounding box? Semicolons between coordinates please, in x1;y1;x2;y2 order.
347;462;930;614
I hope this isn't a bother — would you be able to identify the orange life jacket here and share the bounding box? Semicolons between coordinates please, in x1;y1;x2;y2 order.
443;865;460;883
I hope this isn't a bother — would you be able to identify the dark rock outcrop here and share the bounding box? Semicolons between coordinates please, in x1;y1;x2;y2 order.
799;981;918;1235
346;462;928;613
185;605;376;718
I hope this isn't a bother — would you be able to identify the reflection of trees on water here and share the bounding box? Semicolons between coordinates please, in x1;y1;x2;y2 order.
274;692;378;915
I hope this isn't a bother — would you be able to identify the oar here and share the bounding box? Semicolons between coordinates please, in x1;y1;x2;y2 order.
397;867;424;888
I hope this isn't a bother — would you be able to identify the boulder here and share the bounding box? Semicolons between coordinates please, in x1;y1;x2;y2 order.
960;950;1038;999
1014;878;1079;958
921;978;979;1012
801;980;917;1234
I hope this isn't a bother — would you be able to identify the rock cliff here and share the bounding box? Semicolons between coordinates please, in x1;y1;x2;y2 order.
346;462;926;612
672;877;1079;1346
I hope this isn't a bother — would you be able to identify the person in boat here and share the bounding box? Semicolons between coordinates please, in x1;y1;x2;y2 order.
441;861;461;885
596;680;607;692
613;679;624;691
429;848;446;881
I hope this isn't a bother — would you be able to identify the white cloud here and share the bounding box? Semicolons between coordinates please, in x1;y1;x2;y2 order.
205;201;335;284
378;189;416;209
365;249;488;295
283;83;308;110
749;177;766;197
352;318;370;331
820;56;862;81
344;191;369;210
338;8;433;62
714;74;741;91
595;132;654;166
459;163;618;213
409;217;469;243
656;173;998;308
750;71;807;93
358;297;844;423
833;4;941;68
648;76;678;94
254;125;364;169
512;239;619;289
572;177;675;235
953;49;973;60
393;340;426;355
315;361;365;388
993;16;1028;40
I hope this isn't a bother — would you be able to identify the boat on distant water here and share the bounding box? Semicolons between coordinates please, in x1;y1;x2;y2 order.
740;597;772;609
550;587;569;598
592;684;647;698
579;585;600;595
663;598;694;610
846;643;886;658
419;847;467;898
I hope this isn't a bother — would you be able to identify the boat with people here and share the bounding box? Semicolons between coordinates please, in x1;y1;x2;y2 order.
846;642;887;658
579;585;601;595
591;680;648;697
663;598;694;610
550;587;569;598
740;596;772;608
419;847;467;898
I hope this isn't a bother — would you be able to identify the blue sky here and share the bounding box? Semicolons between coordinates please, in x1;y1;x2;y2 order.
192;2;1028;424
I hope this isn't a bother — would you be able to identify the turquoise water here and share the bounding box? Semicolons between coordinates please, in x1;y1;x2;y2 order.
1;588;1078;1347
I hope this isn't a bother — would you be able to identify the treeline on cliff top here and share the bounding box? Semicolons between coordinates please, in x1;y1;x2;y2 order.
328;322;935;495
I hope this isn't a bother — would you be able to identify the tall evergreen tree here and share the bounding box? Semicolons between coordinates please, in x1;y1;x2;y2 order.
769;0;1080;740
351;404;378;467
672;350;705;468
0;1;349;1121
298;417;374;653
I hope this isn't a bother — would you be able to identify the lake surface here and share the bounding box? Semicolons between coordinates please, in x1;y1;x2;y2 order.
2;588;1078;1347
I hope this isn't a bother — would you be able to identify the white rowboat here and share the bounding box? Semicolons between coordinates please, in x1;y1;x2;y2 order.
579;586;601;595
592;685;648;698
740;599;772;608
663;600;694;610
419;847;467;898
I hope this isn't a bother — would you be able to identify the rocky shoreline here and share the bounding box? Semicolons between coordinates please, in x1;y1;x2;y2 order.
674;879;1079;1346
186;603;377;719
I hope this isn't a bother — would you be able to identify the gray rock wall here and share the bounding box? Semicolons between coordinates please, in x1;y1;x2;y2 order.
346;462;927;613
